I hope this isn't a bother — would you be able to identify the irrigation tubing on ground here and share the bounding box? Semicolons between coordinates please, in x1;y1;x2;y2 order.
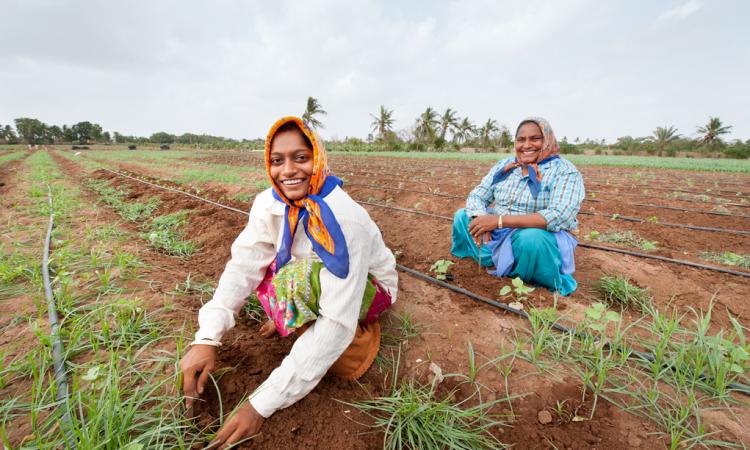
358;201;750;279
42;185;76;448
577;211;750;236
95;166;750;279
98;168;250;215
577;243;750;279
98;168;750;396
348;182;750;228
586;198;750;219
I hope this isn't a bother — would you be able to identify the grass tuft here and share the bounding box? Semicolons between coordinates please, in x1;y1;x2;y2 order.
350;381;509;450
595;275;653;313
142;211;196;257
594;230;658;251
698;251;750;269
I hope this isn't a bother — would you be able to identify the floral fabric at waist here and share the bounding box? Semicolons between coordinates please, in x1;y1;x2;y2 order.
256;259;392;337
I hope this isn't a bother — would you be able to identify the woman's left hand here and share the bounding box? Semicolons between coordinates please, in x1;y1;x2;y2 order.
208;401;265;449
468;215;500;243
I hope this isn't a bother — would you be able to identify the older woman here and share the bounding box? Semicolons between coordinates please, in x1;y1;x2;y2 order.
451;117;584;295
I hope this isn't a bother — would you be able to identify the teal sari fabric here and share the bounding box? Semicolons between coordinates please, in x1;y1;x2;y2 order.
451;209;577;296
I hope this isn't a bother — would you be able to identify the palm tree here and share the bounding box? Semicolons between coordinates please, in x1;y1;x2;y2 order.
370;105;395;141
478;118;499;149
302;96;327;129
438;108;459;142
652;125;680;155
414;107;440;144
452;117;476;145
697;116;732;150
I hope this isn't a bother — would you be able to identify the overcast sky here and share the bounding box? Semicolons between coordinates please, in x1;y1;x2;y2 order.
1;0;748;142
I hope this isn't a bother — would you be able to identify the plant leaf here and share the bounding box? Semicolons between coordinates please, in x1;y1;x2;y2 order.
82;365;101;381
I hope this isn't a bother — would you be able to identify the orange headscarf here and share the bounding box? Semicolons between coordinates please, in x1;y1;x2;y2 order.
265;117;348;278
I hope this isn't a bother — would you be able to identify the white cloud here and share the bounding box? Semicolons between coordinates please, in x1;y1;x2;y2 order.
657;0;703;21
0;0;748;141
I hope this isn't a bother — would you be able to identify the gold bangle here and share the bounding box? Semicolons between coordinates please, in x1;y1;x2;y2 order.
497;215;503;229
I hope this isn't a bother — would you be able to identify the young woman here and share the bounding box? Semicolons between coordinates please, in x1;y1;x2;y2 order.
451;117;585;295
179;116;398;447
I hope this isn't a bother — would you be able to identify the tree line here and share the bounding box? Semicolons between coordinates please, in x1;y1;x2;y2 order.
360;105;747;158
2;98;748;158
0;118;246;148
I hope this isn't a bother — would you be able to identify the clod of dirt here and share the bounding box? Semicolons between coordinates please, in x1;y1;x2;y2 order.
627;431;642;447
429;361;444;385
537;410;553;425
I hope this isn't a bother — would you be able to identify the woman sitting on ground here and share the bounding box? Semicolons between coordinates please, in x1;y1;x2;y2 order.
178;116;398;448
451;117;584;295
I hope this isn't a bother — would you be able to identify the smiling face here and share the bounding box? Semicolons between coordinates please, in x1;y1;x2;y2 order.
515;121;544;165
269;126;314;201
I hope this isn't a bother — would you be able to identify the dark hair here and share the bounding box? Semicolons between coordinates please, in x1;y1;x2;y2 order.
272;121;314;149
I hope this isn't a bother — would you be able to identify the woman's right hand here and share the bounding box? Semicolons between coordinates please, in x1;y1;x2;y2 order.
179;344;218;411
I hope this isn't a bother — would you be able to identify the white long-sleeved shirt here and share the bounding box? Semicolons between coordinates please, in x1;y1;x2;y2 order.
193;186;398;417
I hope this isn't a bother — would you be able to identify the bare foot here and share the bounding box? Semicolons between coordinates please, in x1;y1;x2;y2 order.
259;320;277;338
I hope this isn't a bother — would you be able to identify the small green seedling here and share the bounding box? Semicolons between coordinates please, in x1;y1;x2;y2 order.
585;230;600;241
430;259;454;281
584;302;621;333
499;277;535;302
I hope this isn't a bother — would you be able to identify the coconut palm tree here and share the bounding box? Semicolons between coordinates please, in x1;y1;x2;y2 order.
479;118;499;149
452;117;476;145
302;96;327;129
652;125;680;155
370;105;395;141
438;108;459;142
414;107;440;144
697;116;732;150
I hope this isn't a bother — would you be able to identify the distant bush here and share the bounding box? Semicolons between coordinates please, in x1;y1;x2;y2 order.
723;143;750;159
559;141;582;154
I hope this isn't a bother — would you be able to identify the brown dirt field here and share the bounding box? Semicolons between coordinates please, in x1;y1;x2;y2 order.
42;148;750;448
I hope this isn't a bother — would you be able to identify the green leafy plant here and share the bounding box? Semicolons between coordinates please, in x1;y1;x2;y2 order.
584;230;600;241
430;259;454;281
499;277;535;302
583;302;622;333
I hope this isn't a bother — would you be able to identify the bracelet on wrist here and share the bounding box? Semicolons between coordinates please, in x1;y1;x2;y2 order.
497;215;503;229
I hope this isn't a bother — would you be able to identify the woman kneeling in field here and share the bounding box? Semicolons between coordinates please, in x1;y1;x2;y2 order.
451;117;584;295
179;116;398;447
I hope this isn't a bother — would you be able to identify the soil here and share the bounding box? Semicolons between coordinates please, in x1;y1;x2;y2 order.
14;148;749;448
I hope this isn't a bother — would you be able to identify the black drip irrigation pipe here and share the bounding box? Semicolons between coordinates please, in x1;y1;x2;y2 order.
98;168;250;215
397;265;750;396
577;211;750;236
586;189;750;210
99;168;750;396
348;182;750;229
577;243;750;279
359;201;750;279
98;167;750;279
586;198;750;219
42;185;75;448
